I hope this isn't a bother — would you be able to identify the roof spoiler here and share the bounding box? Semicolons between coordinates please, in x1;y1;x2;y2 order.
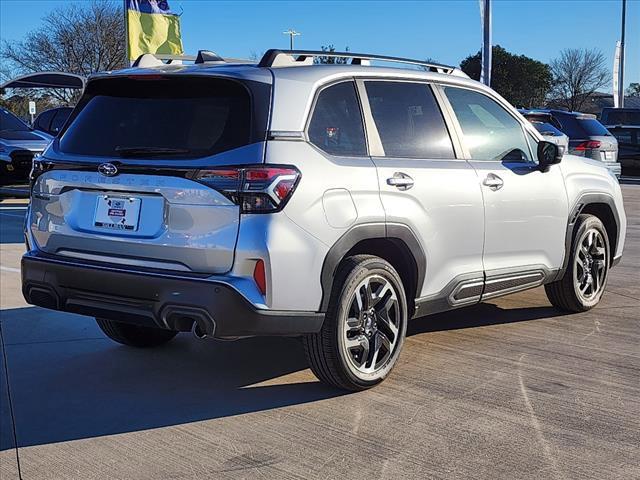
258;49;468;77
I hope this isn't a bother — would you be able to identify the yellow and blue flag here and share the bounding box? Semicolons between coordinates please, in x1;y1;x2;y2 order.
126;0;184;61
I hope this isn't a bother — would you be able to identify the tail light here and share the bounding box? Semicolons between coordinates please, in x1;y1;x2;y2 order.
574;140;601;151
192;165;300;213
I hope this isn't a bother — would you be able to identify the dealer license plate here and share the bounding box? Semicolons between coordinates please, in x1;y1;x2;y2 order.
94;196;141;231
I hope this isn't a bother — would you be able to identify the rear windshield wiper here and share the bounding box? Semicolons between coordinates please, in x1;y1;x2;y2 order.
115;146;190;157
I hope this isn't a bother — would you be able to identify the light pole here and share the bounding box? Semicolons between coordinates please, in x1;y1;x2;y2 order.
618;0;626;108
480;0;492;87
283;29;301;50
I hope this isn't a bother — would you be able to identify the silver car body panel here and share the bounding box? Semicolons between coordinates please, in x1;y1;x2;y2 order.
30;170;240;274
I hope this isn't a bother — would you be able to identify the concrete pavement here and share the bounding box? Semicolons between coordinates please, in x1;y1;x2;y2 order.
0;189;638;479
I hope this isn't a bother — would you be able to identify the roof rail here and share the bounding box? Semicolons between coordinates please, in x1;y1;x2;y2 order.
258;49;466;76
132;50;236;68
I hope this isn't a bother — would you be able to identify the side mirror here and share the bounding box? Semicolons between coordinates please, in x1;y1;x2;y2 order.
537;141;562;171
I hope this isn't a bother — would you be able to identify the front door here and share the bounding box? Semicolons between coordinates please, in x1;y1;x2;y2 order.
441;86;569;295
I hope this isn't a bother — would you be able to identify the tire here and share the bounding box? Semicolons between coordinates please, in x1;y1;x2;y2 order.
545;214;610;312
96;318;178;348
303;255;408;391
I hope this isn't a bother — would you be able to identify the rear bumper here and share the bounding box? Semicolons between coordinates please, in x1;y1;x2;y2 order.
603;161;622;177
21;251;324;338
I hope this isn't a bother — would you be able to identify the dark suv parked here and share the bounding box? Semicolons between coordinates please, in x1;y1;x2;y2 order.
601;107;640;176
525;109;620;176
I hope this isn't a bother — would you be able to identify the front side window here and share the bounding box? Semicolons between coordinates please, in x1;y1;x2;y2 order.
444;87;533;162
365;81;455;158
308;81;367;156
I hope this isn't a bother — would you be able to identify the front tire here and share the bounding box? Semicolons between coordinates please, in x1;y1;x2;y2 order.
545;214;610;312
96;318;178;348
303;255;408;391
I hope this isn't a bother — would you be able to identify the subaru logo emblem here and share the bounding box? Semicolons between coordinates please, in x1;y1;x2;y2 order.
98;163;118;177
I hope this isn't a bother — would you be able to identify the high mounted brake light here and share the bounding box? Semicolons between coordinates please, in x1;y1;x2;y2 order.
193;165;301;213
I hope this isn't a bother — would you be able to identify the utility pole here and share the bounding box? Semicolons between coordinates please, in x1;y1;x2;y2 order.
283;29;301;50
618;0;626;108
480;0;492;86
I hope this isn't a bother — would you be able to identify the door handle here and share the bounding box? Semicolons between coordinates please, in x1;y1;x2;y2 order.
483;173;504;190
386;172;414;190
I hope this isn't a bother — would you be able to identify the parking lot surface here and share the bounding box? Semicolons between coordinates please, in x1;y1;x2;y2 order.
1;187;638;480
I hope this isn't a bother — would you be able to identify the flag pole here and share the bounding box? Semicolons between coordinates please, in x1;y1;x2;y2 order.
124;0;129;67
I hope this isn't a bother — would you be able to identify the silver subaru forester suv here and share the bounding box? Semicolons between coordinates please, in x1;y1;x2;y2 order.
22;50;626;391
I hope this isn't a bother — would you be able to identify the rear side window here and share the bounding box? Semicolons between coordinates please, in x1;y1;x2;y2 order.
308;81;367;156
35;109;55;132
365;81;454;158
50;108;72;135
60;76;257;159
444;86;533;162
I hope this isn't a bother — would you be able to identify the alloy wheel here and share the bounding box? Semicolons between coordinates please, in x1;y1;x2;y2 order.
342;274;402;375
574;228;607;300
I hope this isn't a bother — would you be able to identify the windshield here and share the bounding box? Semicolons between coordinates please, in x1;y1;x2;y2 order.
602;110;640;126
60;76;257;159
0;108;31;132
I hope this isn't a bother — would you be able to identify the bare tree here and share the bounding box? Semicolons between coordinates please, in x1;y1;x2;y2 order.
549;48;609;112
1;0;126;104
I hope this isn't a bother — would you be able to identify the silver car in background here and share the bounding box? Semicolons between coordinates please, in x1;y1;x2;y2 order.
519;110;569;153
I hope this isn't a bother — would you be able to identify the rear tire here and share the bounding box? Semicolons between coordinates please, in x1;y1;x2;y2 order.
96;318;178;348
545;214;610;312
303;255;408;391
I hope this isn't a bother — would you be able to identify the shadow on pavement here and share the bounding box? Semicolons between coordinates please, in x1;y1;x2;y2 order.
0;306;343;449
408;301;567;336
0;300;565;449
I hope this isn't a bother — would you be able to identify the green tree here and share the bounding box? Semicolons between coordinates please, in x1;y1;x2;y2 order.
626;83;640;97
460;45;552;108
315;45;350;65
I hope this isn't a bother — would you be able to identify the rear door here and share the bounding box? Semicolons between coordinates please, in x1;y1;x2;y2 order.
359;79;485;308
441;85;568;290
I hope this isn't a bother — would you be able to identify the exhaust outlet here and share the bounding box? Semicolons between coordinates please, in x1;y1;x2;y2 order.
192;321;210;339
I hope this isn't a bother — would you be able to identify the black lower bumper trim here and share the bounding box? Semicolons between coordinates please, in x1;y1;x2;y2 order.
21;252;324;338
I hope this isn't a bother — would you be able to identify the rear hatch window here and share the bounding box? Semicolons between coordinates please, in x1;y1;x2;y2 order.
559;115;611;138
59;76;267;159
